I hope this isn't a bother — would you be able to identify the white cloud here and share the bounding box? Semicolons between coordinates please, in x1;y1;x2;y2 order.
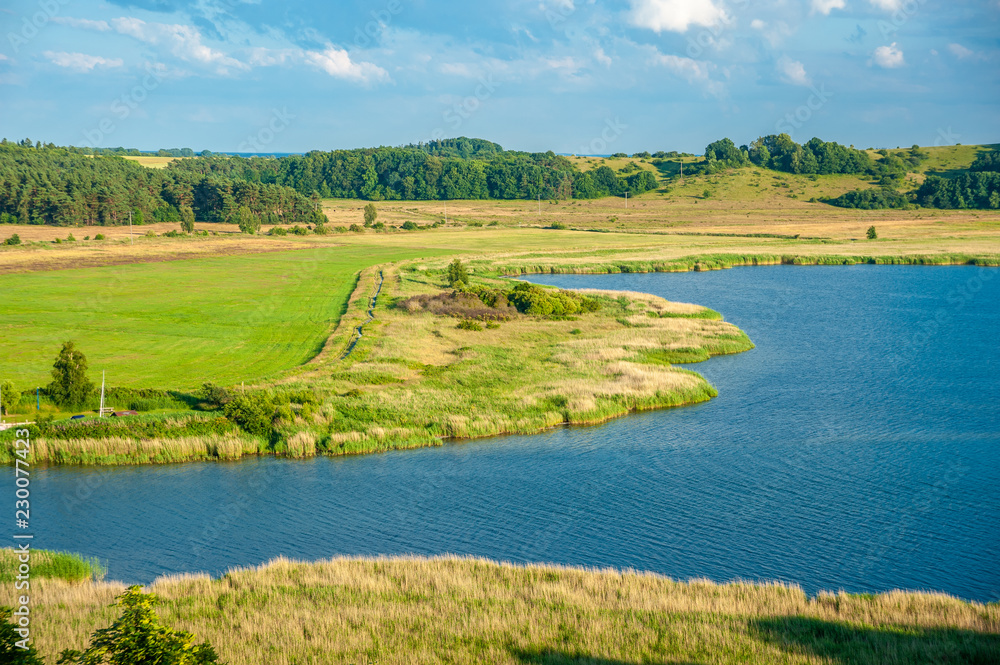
628;0;727;33
594;47;612;67
303;46;389;84
872;42;905;68
948;43;974;59
750;19;766;29
777;56;810;85
811;0;846;15
51;17;111;31
0;54;7;62
649;50;724;97
869;0;903;9
43;51;124;72
110;17;247;74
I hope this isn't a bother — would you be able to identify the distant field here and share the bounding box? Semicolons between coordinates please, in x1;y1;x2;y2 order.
0;244;451;389
120;155;185;168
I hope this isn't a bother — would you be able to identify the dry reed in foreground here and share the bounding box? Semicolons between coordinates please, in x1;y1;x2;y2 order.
8;556;997;664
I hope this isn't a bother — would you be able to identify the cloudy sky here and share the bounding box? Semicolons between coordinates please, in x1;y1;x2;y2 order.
1;0;997;153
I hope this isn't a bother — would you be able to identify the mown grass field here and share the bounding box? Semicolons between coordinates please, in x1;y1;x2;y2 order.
7;556;997;665
0;244;452;391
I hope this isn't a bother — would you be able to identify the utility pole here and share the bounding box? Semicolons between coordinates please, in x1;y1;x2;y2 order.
625;191;628;209
129;210;133;245
679;160;683;185
99;370;106;417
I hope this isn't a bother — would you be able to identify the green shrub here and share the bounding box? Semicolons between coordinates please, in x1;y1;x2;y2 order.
270;226;287;236
0;607;45;664
549;222;567;230
198;382;231;409
3;234;21;246
349;224;363;232
867;225;878;240
447;259;469;288
486;321;500;329
457;320;483;331
223;391;275;437
57;586;221;665
401;220;419;230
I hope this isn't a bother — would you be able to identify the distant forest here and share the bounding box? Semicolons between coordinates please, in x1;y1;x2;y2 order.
0;141;323;226
166;138;659;202
1;135;997;227
0;137;658;226
699;134;1000;210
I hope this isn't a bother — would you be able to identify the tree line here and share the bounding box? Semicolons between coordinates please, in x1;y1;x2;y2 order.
166;144;658;201
0;141;323;227
697;134;999;210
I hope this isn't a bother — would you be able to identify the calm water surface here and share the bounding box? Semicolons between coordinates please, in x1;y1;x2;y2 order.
32;266;1000;601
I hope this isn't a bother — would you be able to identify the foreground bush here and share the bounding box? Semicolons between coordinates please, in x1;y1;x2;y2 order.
57;587;221;665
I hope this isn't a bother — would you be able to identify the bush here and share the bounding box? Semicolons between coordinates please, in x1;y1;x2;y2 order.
0;607;45;664
363;203;377;226
446;259;469;288
223;391;274;437
199;382;232;409
313;224;330;235
270;226;287;236
2;234;20;246
867;225;878;240
57;586;220;665
548;222;567;230
66;233;76;241
349;224;363;232
401;220;419;230
457;320;483;331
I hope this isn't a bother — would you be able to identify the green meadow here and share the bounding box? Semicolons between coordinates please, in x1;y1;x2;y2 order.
0;244;452;391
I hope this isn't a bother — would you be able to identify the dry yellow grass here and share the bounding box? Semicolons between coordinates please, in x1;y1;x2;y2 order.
8;556;997;664
120;155;186;168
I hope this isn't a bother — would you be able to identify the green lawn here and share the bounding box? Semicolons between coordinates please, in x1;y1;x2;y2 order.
0;244;451;390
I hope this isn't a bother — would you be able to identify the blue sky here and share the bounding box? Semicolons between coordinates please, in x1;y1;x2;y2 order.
1;0;997;154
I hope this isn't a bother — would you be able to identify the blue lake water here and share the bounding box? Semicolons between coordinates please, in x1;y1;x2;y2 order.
31;265;1000;601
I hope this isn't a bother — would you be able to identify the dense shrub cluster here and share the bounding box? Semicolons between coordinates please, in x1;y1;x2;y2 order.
506;282;601;317
828;188;911;210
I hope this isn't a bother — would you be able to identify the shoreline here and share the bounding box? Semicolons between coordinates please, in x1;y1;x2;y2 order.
5;256;997;468
6;553;997;664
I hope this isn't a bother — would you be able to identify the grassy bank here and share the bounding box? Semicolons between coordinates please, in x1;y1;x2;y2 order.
7;555;997;664
485;251;1000;276
4;264;753;465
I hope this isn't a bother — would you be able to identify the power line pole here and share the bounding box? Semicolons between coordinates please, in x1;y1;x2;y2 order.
625;191;628;209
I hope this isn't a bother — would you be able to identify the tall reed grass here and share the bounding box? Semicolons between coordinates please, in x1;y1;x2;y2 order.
5;555;996;665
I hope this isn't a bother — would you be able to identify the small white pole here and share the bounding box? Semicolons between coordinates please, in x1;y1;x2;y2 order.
625;191;628;209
